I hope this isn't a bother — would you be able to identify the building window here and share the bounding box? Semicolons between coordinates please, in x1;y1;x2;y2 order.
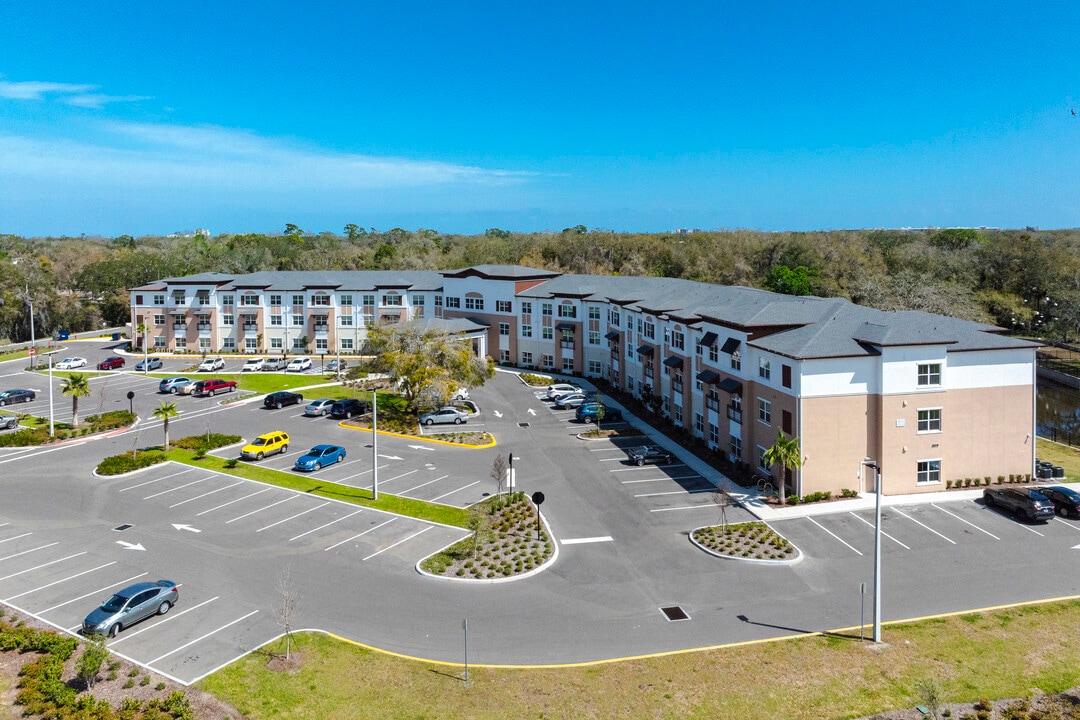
609;309;620;326
561;329;574;344
588;306;600;320
412;294;424;306
340;338;354;351
268;294;281;306
729;435;742;460
270;337;283;349
384;293;402;306
445;297;461;309
542;326;553;340
757;445;769;471
558;304;576;318
710;344;720;363
588;360;602;374
563;357;574;372
153;294;165;305
759;358;771;380
695;413;704;433
918;363;942;386
217;294;230;307
496;300;512;313
674;404;683;425
339;294;353;306
153;314;165;326
270;314;283;326
292;337;305;351
917;460;941;484
464;296;483;310
782;364;792;388
706;387;720;411
340;313;353;326
542;354;554;370
671;329;684;351
154;335;166;348
291;314;304;326
522;324;532;338
222;313;234;326
291;294;304;306
312;294;330;306
708;423;719;446
362;294;375;307
315;338;328;352
782;410;792;434
522;351;533;366
917;408;942;432
241;294;259;306
245;337;258;351
500;349;510;363
521;301;532;314
643;321;655;340
172;292;186;306
542;303;552;316
758;398;772;425
499;322;510;336
222;337;235;350
588;331;600;345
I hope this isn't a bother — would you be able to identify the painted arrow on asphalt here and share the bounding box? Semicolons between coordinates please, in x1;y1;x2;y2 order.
408;445;435;451
172;524;201;533
378;454;403;460
116;540;145;551
492;410;503;418
527;408;536;415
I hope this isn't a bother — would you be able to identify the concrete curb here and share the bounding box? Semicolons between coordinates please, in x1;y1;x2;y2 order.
688;523;804;566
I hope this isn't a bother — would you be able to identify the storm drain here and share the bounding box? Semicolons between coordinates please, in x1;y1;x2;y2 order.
518;422;530;428
113;524;133;532
660;606;690;622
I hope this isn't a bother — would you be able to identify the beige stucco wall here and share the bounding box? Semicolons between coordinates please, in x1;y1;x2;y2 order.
795;394;878;496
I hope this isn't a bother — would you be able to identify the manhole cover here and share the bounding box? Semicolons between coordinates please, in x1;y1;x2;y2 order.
113;524;133;532
660;606;690;621
518;422;530;428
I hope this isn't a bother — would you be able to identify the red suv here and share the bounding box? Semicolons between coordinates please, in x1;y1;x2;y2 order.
191;378;237;397
97;356;126;370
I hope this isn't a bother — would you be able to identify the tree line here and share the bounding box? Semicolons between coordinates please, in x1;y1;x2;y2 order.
1;225;1078;345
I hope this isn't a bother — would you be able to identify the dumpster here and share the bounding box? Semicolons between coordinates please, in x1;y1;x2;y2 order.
111;332;121;341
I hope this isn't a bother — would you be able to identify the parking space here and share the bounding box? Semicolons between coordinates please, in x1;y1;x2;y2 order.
773;500;1080;560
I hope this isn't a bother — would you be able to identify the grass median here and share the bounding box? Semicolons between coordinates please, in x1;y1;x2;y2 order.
198;599;1080;720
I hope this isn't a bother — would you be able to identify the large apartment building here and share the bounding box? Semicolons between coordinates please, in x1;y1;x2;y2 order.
131;264;1038;497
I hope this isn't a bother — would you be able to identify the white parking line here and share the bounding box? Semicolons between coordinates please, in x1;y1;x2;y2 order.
931;504;1000;539
893;508;956;544
1054;517;1080;532
324;518;395;551
589;447;628;453
0;532;32;545
609;465;685;472
256;502;332;532
109;596;219;646
143;477;208;499
379;469;419;484
225;495;297;524
621;475;700;484
168;481;246;508
561;536;613;545
0;542;60;564
38;572;149;614
362;526;431;561
289;510;363;542
399;475;448;497
119;467;195;492
196;487;271;516
3;561;117;602
650;505;715;512
981;508;1045;536
0;551;87;582
807;517;864;555
849;512;911;549
634;489;713;497
431;481;480;502
146;609;259;665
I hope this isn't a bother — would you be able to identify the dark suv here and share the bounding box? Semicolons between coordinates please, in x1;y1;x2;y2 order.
330;398;370;419
264;391;304;409
983;487;1055;522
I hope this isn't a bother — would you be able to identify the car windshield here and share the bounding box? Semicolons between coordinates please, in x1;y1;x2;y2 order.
252;438;269;446
100;594;128;612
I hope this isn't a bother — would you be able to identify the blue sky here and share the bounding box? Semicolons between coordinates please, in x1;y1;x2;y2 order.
1;1;1078;236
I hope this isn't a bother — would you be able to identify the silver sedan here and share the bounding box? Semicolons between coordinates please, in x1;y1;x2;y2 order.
419;406;469;426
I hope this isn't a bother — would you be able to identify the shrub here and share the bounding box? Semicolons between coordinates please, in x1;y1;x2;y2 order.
75;634;109;689
96;450;169;476
946;480;953;489
173;433;241;453
964;478;972;487
85;410;136;431
0;427;53;447
997;475;1005;484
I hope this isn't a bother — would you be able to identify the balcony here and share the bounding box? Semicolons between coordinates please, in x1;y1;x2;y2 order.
672;380;683;394
172;323;187;331
727;406;742;424
560;340;574;349
243;323;258;332
197;323;211;336
705;397;720;412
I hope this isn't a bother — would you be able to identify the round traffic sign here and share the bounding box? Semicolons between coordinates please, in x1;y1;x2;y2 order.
531;491;545;506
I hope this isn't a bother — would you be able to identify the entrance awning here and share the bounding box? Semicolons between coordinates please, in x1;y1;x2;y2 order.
555;322;575;331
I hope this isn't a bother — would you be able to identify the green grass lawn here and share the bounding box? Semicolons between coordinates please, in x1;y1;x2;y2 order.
1036;437;1080;479
198;599;1080;720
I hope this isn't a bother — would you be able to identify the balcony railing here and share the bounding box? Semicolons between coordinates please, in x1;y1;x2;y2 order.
727;406;742;423
705;397;720;412
560;340;574;349
672;380;683;394
243;323;258;331
172;323;187;331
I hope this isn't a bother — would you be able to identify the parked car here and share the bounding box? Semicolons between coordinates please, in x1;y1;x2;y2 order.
553;392;590;409
627;445;674;466
96;356;125;370
82;580;178;637
240;431;290;460
419;406;469;426
451;387;470;401
576;402;623;423
158;376;193;394
294;444;346;471
241;357;265;372
0;389;35;406
54;357;87;370
326;359;345;372
304;398;336;417
190;378;236;397
197;356;226;372
285;357;312;373
262;357;287;371
1039;485;1080;518
135;357;164;371
983;486;1055;522
264;391;304;409
0;415;19;430
330;398;370;419
545;383;582;399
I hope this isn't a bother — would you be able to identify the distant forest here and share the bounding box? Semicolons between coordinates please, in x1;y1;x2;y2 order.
1;225;1078;346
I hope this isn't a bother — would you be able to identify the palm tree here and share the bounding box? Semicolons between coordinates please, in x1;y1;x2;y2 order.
762;428;802;505
153;401;179;451
61;373;91;428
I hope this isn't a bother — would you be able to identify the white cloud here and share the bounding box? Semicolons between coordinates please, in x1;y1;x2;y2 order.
0;80;98;100
65;93;153;109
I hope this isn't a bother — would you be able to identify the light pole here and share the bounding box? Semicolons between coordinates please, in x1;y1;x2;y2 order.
47;352;55;437
371;392;378;500
862;458;883;643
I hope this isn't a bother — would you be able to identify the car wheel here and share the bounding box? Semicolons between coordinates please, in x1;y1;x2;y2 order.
230;385;235;392
1060;506;1070;517
281;444;288;454
170;388;178;394
208;389;216;397
336;454;343;463
454;417;462;425
0;400;6;407
585;416;594;423
314;462;322;471
108;623;121;638
985;494;995;508
636;458;645;466
256;452;264;460
345;411;353;419
157;601;171;616
425;419;434;426
275;402;282;409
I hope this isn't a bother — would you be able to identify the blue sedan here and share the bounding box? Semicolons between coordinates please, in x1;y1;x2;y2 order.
294;444;346;471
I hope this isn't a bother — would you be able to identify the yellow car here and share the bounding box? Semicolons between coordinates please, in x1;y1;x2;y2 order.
240;431;290;461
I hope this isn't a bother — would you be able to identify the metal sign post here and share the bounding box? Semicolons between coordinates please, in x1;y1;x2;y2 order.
531;491;545;540
462;618;469;684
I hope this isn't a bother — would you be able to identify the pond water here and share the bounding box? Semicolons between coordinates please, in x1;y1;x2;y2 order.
1038;381;1080;447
